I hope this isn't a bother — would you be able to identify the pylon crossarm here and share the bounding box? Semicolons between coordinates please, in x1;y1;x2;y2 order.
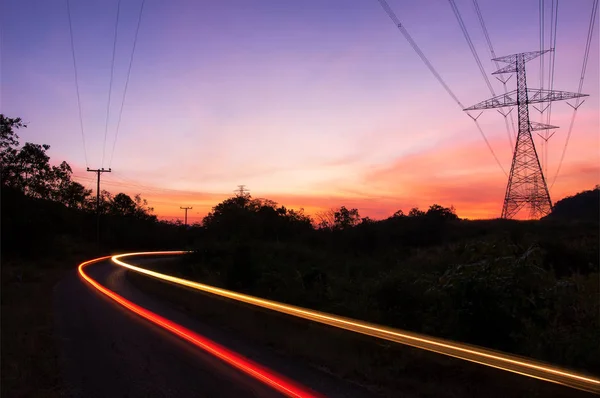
529;121;559;131
465;89;588;111
492;50;550;65
493;63;518;75
528;89;588;104
464;90;518;110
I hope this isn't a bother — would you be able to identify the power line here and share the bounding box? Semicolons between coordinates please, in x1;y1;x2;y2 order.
551;0;598;189
73;172;216;198
539;0;545;99
102;0;122;168
472;0;517;149
66;0;89;167
448;0;495;95
542;0;559;180
109;0;146;169
577;0;598;96
376;0;463;107
537;0;546;173
545;0;559;129
376;0;507;177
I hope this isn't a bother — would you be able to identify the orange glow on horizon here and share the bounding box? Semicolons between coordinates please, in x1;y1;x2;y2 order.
71;115;599;223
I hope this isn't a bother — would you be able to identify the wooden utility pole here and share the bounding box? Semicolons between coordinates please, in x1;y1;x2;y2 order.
87;167;111;249
180;206;192;226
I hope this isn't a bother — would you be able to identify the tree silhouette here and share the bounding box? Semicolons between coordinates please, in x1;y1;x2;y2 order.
392;209;405;218
60;181;92;209
315;208;336;229
111;193;137;216
426;204;458;220
334;206;361;229
408;207;425;217
0;115;25;187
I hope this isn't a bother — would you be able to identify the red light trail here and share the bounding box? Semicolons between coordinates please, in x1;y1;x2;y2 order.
77;256;319;398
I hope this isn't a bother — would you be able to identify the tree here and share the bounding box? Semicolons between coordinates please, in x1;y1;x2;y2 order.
93;190;114;213
203;194;312;241
334;206;361;229
0;115;24;187
48;161;77;202
133;194;157;221
392;209;405;218
426;204;458;220
61;181;92;209
315;208;336;229
0;114;23;150
16;142;53;198
1;115;87;208
408;207;425;217
111;193;137;216
203;195;252;228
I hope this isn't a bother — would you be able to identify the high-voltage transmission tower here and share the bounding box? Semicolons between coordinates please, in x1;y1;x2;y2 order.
465;50;588;219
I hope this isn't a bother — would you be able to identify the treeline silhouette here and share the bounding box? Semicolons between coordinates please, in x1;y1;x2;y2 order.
1;115;190;258
166;188;599;377
2;113;598;375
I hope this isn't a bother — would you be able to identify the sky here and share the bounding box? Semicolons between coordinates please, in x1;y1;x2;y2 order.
1;0;598;223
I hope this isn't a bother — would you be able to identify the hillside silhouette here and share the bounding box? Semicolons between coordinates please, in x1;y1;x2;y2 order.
544;185;600;221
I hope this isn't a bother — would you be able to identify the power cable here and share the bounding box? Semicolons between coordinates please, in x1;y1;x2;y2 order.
109;0;146;169
471;0;517;152
538;0;546;172
376;0;507;177
66;0;89;167
542;0;559;179
448;0;495;95
551;0;598;189
101;0;122;168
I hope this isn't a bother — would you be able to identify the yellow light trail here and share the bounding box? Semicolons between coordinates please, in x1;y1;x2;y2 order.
78;255;319;398
113;251;600;395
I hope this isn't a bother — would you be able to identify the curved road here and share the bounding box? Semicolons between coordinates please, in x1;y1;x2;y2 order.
53;258;376;398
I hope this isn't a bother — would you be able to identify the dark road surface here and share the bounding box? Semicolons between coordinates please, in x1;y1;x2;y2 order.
53;258;376;398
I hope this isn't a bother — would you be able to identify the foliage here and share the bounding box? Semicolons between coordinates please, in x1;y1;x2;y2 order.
202;195;313;242
0;114;157;221
185;191;599;374
1;114;92;207
333;206;361;229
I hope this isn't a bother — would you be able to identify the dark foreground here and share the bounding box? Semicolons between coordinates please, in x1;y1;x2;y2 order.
53;258;375;398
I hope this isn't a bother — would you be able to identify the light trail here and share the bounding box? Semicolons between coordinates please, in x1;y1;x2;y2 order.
78;256;319;398
113;251;600;395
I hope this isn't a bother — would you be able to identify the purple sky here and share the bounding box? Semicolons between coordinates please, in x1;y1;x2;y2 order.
1;0;598;220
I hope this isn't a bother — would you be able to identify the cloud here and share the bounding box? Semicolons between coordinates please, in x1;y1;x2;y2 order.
71;120;598;223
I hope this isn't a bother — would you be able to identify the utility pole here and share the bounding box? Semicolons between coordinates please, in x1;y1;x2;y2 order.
87;167;111;249
180;206;192;227
464;50;587;219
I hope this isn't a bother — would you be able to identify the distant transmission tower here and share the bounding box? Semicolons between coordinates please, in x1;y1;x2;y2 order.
465;50;588;219
235;185;250;198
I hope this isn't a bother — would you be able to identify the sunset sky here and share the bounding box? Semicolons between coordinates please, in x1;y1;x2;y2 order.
2;0;598;223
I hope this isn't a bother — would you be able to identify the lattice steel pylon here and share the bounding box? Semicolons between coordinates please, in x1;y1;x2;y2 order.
464;50;588;219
